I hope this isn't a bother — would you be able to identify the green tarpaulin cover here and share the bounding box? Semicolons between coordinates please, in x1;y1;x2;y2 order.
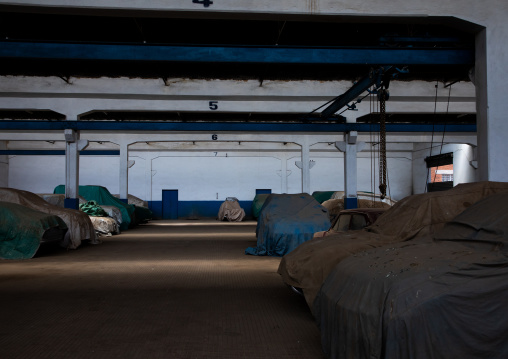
251;194;270;219
54;185;135;231
0;201;67;260
311;191;337;204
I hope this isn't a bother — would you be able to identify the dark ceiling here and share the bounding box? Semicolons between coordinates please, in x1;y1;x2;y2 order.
0;11;475;82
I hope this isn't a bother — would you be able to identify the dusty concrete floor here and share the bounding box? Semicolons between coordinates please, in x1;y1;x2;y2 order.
0;220;325;359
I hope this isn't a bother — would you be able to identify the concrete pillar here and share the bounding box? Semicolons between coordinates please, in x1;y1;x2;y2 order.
453;144;477;185
296;136;311;194
0;141;8;187
119;141;134;203
64;129;88;209
475;26;508;181
336;131;366;209
144;154;157;204
278;153;290;194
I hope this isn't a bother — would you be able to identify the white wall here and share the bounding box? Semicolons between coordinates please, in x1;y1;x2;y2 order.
150;154;281;201
0;141;7;187
8;155;65;193
6;149;415;201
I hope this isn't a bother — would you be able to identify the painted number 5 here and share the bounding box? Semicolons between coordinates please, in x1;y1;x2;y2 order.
209;101;218;110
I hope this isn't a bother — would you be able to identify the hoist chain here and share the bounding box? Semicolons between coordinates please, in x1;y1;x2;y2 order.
379;89;387;199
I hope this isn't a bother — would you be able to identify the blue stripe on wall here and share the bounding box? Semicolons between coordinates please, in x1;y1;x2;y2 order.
148;200;253;219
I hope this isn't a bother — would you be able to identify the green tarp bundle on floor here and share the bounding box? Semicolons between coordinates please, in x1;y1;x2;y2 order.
0;201;67;260
54;185;135;231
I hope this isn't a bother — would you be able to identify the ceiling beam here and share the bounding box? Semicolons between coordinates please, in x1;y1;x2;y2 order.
0;41;474;65
0;120;476;132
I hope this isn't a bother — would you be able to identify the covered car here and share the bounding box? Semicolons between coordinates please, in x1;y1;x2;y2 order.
0;201;68;259
0;187;97;249
245;193;330;257
217;197;245;222
278;181;508;308
314;191;508;359
313;208;387;238
54;185;136;231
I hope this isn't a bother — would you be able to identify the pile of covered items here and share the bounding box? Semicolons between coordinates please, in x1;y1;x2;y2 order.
0;201;68;259
313;184;508;359
279;181;508;310
113;194;153;224
217;197;245;222
245;193;330;256
39;193;122;237
54;185;138;232
79;200;120;237
318;191;395;220
0;187;97;250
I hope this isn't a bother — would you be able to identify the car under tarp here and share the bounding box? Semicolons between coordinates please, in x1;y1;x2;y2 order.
0;201;68;259
0;187;97;249
217;197;245;222
314;191;508;359
54;185;135;231
245;193;330;257
278;181;508;308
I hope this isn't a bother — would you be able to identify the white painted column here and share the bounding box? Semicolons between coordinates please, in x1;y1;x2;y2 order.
277;152;291;194
336;131;366;209
144;154;158;203
475;26;508;181
0;141;8;187
296;136;311;194
453;144;478;185
119;141;134;202
64;129;88;209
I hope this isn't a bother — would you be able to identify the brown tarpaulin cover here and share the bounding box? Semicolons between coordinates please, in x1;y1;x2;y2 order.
0;187;97;249
278;181;508;308
314;191;508;359
217;198;245;222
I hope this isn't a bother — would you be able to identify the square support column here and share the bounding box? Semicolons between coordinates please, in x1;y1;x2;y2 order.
119;141;134;203
336;131;366;209
0;141;8;187
64;129;88;209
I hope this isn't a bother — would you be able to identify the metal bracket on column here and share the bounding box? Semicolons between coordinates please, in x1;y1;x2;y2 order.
335;141;366;153
347;131;358;145
64;129;77;143
128;160;135;168
295;160;316;169
276;170;292;177
77;139;89;151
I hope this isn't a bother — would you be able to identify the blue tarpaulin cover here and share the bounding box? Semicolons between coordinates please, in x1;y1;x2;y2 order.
245;194;330;257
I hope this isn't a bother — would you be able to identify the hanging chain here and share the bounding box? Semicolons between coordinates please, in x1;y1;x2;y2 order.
378;88;387;199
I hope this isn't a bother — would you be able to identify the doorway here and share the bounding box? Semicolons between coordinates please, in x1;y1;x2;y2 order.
162;189;179;219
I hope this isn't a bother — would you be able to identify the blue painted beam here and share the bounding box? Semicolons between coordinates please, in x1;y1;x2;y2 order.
321;66;394;118
0;41;474;65
0;150;120;155
0;121;476;132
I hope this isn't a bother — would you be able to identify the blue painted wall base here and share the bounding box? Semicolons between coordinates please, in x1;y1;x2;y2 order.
344;197;358;209
64;198;80;210
148;200;253;220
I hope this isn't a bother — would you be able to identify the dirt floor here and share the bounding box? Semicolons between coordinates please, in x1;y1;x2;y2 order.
0;220;325;359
